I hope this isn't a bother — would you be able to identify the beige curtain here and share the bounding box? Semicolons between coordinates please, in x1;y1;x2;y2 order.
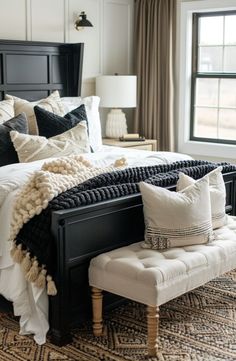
134;0;176;151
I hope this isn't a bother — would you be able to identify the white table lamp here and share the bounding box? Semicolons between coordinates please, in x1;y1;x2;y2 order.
96;75;137;138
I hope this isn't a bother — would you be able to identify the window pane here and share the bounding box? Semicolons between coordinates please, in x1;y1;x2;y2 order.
224;46;236;72
195;78;218;106
225;15;236;45
194;107;218;138
198;46;223;72
219;79;236;108
219;109;236;140
192;13;236;144
199;16;223;45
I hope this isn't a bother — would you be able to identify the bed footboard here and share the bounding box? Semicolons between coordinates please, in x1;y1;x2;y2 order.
49;171;236;345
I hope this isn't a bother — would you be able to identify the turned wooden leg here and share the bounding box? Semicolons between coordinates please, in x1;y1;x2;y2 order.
147;305;159;357
91;287;103;336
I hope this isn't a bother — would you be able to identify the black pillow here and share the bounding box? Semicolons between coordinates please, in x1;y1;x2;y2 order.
0;113;28;166
34;104;88;138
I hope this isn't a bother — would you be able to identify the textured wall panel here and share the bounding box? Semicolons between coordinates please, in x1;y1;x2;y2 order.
0;0;27;40
31;0;64;42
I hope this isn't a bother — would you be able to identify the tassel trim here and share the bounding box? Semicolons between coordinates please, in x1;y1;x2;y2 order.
11;244;25;263
46;275;57;296
34;269;47;289
21;252;32;273
10;242;57;296
26;259;40;282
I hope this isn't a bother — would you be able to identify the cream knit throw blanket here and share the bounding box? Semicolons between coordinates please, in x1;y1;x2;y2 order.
10;155;127;295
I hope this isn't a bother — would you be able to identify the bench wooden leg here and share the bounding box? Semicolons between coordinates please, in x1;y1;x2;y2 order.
147;305;159;357
91;287;103;336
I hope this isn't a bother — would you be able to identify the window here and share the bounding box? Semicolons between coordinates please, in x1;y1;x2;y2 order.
191;11;236;144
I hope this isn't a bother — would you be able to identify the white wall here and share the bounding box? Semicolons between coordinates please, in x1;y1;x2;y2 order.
0;0;134;131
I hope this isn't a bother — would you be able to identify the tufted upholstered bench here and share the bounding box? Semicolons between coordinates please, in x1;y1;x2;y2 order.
89;216;236;357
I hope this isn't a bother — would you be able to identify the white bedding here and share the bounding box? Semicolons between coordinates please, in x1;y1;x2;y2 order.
0;146;193;344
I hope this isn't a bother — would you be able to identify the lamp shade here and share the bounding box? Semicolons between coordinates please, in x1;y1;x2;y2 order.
96;75;137;108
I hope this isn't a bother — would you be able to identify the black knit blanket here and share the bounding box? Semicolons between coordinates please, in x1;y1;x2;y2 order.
15;160;236;277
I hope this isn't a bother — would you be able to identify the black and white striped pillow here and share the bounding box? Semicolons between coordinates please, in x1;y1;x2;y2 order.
139;177;213;250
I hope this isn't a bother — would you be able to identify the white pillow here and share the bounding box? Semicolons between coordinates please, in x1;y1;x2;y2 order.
0;98;14;124
10;121;90;163
61;96;102;152
6;91;65;135
176;167;226;229
139;178;213;250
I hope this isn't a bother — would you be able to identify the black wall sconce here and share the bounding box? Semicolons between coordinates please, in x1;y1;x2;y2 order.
74;11;93;31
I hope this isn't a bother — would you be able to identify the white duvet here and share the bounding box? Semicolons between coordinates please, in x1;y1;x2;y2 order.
0;146;192;344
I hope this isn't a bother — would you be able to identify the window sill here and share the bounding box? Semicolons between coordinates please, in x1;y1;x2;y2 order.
178;140;236;161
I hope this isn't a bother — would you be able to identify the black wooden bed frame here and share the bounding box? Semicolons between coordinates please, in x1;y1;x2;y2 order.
0;39;236;346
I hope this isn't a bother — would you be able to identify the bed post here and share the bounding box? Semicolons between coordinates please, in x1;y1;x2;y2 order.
49;219;72;345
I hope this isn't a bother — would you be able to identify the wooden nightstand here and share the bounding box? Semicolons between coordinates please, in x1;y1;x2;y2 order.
102;138;157;151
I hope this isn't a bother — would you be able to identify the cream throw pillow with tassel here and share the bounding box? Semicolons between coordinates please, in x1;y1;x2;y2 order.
6;91;65;135
176;167;227;229
139;177;213;250
10;121;90;163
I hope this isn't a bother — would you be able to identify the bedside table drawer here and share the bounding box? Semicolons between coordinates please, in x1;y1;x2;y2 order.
102;138;157;151
131;144;153;151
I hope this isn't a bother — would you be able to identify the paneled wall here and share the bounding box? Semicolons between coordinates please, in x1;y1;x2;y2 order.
0;0;134;132
0;0;134;97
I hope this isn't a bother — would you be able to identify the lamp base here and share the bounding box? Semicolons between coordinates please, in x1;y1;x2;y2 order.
105;109;128;138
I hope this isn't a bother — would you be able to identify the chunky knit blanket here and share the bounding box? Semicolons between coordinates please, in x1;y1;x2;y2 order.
11;159;236;295
10;156;124;242
10;155;127;295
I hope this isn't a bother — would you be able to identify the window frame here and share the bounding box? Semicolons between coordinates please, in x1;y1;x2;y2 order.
177;0;236;161
190;10;236;145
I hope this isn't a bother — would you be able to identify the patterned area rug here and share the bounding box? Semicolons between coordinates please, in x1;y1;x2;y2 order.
0;271;235;361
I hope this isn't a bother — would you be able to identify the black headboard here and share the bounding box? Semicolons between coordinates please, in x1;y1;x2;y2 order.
0;40;84;101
